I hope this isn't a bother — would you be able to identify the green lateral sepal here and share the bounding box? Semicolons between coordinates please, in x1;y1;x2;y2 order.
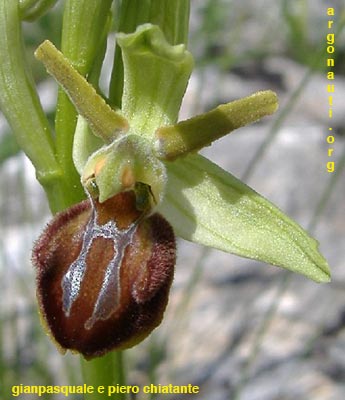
158;154;330;283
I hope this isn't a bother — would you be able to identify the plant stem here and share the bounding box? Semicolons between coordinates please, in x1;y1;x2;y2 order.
77;4;190;396
81;352;127;400
55;2;129;397
0;0;78;213
54;0;114;207
0;0;59;183
3;0;191;396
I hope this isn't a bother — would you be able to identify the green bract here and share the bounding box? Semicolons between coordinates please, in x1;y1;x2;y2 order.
34;24;330;283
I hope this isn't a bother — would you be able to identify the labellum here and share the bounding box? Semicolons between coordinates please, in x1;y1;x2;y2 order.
32;191;176;359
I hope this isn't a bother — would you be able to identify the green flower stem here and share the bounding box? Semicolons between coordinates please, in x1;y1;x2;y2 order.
109;0;191;108
0;0;56;172
81;352;127;400
60;0;113;76
53;0;114;204
35;40;129;142
37;2;130;395
0;0;67;210
154;90;278;160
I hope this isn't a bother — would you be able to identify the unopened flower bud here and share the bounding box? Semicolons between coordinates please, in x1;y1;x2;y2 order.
32;191;175;359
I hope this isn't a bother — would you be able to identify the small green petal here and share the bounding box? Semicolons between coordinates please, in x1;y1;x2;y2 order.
35;40;129;142
72;115;103;175
154;90;278;160
158;154;330;283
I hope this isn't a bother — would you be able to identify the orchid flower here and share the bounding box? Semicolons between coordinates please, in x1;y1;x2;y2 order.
30;24;330;358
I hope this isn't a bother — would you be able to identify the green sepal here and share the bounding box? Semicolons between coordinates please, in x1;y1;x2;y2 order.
109;0;191;107
117;24;194;133
158;154;330;283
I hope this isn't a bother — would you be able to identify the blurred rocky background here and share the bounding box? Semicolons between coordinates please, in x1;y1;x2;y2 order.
1;1;345;399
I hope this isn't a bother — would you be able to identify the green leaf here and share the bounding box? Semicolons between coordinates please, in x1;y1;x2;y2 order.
158;154;330;283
